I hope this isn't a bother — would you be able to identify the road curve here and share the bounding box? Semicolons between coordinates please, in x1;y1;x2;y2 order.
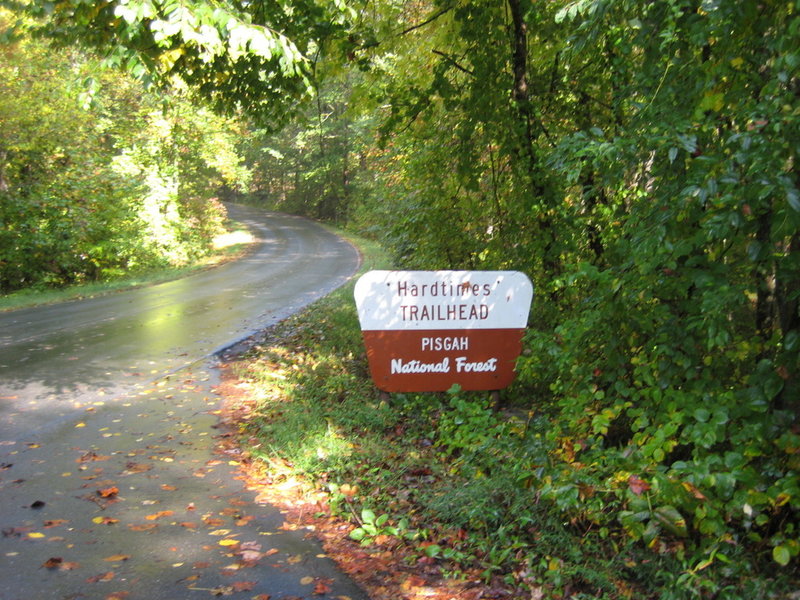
0;205;360;436
0;205;367;600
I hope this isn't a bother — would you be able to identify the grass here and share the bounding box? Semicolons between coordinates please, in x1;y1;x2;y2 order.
0;223;255;312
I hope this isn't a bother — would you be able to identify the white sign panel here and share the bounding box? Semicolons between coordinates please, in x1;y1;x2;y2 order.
354;270;533;331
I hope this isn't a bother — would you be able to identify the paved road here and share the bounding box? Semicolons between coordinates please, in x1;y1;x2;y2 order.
0;206;367;600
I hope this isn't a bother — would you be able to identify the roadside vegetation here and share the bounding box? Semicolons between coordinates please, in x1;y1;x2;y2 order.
0;222;254;312
0;9;252;296
227;236;797;600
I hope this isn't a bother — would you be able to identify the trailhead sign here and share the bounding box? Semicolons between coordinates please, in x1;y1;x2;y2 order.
354;270;533;392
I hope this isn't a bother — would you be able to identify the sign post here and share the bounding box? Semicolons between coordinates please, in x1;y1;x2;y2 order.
354;270;533;393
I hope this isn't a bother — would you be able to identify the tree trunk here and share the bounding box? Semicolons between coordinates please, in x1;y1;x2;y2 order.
507;0;561;296
0;149;9;192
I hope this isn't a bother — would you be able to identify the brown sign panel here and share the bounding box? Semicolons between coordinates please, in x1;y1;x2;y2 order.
354;271;533;393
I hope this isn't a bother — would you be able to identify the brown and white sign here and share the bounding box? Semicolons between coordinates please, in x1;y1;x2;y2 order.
354;270;533;392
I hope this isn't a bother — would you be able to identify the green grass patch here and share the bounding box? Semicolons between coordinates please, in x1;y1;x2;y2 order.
0;222;255;312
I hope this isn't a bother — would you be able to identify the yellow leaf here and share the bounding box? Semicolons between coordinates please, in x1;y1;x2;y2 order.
218;539;239;547
209;529;231;536
300;576;314;585
75;422;86;428
28;532;45;539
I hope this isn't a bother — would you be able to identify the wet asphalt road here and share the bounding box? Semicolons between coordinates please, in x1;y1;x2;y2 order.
0;205;367;600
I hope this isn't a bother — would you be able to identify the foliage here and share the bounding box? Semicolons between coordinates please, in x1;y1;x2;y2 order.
10;0;359;125
316;0;799;587
227;0;799;596
0;12;248;292
234;73;374;224
230;240;793;597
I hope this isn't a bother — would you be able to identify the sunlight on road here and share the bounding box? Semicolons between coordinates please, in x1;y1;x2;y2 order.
213;229;255;250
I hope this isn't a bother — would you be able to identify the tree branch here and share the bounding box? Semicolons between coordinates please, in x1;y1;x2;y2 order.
398;6;454;37
432;50;474;76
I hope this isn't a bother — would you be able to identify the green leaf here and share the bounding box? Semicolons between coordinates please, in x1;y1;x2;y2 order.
349;527;367;542
360;508;376;525
668;147;678;163
654;506;688;537
424;544;442;558
773;545;791;566
788;188;800;213
694;408;711;423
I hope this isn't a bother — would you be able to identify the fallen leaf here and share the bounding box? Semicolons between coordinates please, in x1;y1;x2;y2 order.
123;462;152;474
145;510;174;521
30;500;46;509
209;529;231;536
28;532;46;539
189;586;234;596
300;577;314;585
41;557;63;569
237;550;262;564
86;571;115;583
313;581;332;595
252;595;271;600
42;557;80;571
402;575;426;589
105;593;129;600
128;523;157;531
103;554;131;563
231;581;256;592
97;487;119;498
218;539;239;547
93;516;119;525
43;519;69;528
160;484;177;491
2;526;31;537
239;541;262;552
77;451;110;463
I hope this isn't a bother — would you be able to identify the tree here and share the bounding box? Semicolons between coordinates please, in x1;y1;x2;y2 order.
10;0;358;125
0;10;249;290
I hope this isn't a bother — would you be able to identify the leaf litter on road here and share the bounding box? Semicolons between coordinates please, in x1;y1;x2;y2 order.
3;366;369;600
